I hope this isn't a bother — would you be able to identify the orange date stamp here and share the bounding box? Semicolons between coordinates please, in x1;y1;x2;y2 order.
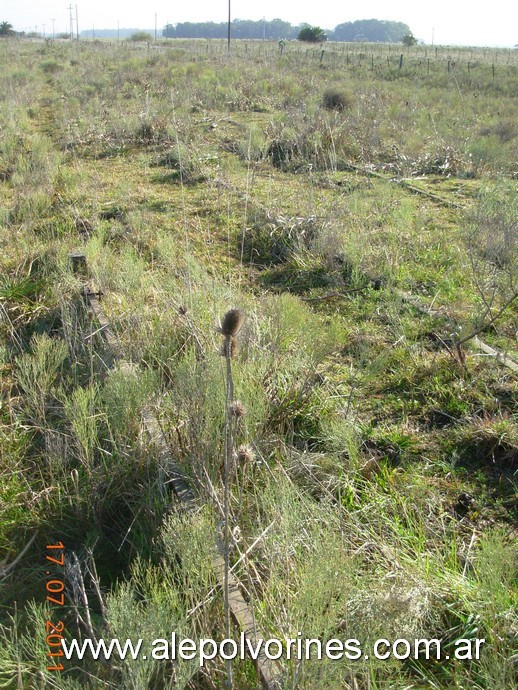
45;541;65;671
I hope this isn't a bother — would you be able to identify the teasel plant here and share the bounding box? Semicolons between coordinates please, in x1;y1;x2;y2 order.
219;308;245;689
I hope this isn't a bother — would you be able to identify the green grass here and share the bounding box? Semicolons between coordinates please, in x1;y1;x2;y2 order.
0;37;516;690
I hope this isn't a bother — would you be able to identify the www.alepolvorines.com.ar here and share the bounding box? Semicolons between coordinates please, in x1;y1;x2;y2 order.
61;632;486;666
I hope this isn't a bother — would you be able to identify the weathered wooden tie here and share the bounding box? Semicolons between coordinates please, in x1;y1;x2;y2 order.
213;546;281;690
141;407;196;507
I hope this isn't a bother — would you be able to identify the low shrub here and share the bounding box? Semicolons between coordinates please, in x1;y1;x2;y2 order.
241;213;321;266
128;31;152;42
322;89;353;112
39;59;62;74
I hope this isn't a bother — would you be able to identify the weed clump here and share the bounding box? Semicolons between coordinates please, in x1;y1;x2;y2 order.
412;145;464;176
128;31;152;42
242;213;320;266
267;138;297;167
151;145;205;184
322;89;352;112
265;114;357;171
466;181;517;268
40;59;62;75
135;119;168;145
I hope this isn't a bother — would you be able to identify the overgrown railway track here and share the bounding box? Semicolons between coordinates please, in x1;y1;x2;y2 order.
75;254;282;690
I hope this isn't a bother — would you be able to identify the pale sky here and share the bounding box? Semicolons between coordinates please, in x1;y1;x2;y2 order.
3;1;517;47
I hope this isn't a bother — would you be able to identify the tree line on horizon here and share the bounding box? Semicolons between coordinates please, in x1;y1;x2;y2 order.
0;19;415;43
0;17;413;44
161;18;412;43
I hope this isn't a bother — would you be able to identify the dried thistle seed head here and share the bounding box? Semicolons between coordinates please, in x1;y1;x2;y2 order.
220;308;245;337
230;400;246;418
236;444;255;464
221;336;240;359
178;305;188;315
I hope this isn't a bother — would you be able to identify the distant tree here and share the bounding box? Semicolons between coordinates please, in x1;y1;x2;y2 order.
128;30;152;42
297;25;327;43
0;21;15;36
268;18;296;40
402;33;417;46
331;19;411;43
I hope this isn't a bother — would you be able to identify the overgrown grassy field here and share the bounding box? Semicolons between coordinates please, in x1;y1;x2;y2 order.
0;37;516;689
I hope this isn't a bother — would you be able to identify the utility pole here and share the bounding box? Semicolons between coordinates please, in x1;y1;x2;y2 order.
154;13;157;41
75;5;79;40
263;16;266;41
43;24;46;38
51;18;55;38
117;20;120;42
67;4;73;41
227;0;231;52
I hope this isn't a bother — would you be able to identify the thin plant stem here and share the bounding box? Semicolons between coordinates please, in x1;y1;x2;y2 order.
223;334;235;689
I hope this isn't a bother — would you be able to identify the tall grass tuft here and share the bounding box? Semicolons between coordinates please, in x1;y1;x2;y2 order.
15;334;68;431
